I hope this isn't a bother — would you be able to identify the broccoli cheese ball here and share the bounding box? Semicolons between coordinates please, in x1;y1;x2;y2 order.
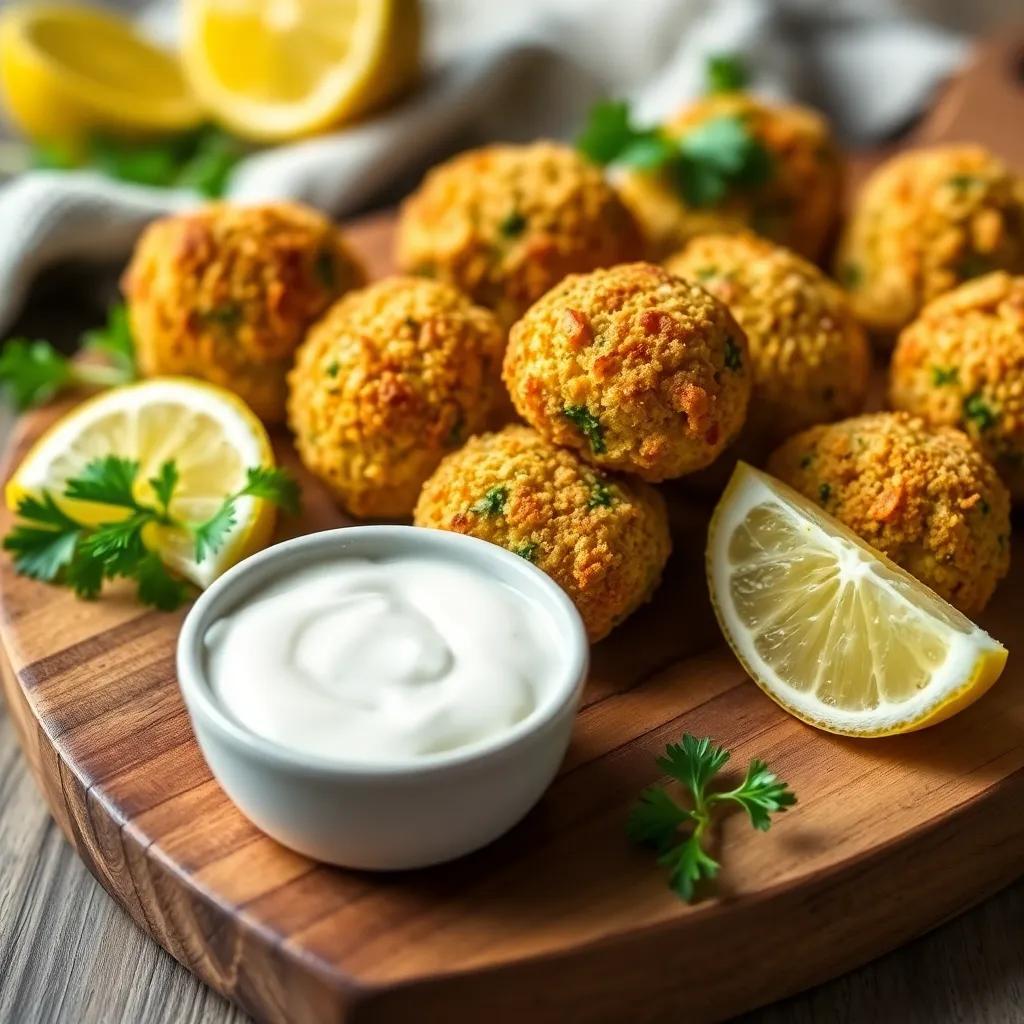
396;142;644;327
614;93;842;260
890;272;1024;501
288;277;505;519
414;425;671;640
123;201;365;423
836;146;1024;336
768;412;1011;614
503;262;751;480
665;233;870;445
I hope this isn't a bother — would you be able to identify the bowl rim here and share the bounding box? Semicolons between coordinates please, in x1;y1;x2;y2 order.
176;524;589;779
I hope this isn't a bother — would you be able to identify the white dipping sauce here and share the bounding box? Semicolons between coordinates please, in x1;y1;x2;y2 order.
203;555;561;764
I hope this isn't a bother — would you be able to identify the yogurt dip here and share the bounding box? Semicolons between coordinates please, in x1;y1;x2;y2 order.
202;554;562;764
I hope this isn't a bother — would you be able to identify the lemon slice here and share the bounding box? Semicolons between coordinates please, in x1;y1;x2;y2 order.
6;379;277;589
0;3;202;145
181;0;421;143
707;462;1008;737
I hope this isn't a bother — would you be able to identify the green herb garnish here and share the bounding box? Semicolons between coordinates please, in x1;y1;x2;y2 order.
577;102;772;208
564;404;606;454
964;393;998;431
628;734;795;902
0;303;137;410
724;336;742;371
512;541;539;563
931;366;959;386
3;458;299;609
818;482;832;503
588;479;615;509
202;304;243;328
838;262;863;289
471;485;508;516
706;53;748;94
33;124;247;198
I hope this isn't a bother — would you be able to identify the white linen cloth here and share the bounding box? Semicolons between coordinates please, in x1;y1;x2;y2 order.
0;0;969;333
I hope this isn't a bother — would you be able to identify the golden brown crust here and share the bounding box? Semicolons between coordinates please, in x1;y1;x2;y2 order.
413;425;671;640
503;262;751;480
665;233;870;445
615;93;843;260
288;276;505;519
395;142;644;327
768;411;1011;614
836;146;1024;336
122;201;365;423
890;272;1024;501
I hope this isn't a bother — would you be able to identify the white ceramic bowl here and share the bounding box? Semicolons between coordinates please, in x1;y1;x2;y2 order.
176;525;589;870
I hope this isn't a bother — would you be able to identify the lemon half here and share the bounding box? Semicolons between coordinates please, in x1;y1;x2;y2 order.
181;0;421;142
6;379;277;589
707;462;1008;737
0;3;202;146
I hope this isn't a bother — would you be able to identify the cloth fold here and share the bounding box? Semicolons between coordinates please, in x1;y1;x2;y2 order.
0;0;967;333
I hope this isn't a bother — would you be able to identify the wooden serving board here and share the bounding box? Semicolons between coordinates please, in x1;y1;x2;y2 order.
5;31;1024;1024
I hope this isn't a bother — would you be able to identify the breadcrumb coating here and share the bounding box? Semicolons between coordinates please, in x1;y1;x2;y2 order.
890;272;1024;501
836;145;1024;336
414;425;671;640
396;142;644;327
503;262;751;480
768;412;1011;614
122;201;365;423
614;92;842;260
665;233;870;444
288;277;505;519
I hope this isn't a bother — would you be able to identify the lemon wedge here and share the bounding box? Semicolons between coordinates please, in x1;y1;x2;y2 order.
0;3;202;146
707;462;1008;737
181;0;421;143
6;379;278;589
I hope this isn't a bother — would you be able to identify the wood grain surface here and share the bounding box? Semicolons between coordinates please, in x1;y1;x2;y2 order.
3;28;1024;1024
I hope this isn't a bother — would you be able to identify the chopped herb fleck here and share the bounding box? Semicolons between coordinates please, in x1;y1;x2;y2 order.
499;209;528;238
724;336;742;371
706;53;748;94
512;541;539;562
588;479;615;509
325;360;340;378
931;365;959;386
564;404;606;454
838;262;863;289
202;304;242;328
947;174;979;193
799;453;814;469
314;250;335;289
471;485;508;516
818;482;832;503
963;392;997;432
695;265;719;281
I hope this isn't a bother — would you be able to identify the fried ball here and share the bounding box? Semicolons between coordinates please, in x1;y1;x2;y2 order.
665;233;870;446
123;201;365;423
890;272;1024;501
503;262;751;480
614;93;842;260
288;277;504;519
414;425;671;640
836;145;1024;336
396;142;645;327
768;412;1010;614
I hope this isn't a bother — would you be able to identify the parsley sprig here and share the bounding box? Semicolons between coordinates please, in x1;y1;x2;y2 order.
4;457;299;610
0;303;136;410
628;734;796;901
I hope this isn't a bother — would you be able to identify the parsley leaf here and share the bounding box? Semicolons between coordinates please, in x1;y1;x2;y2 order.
675;115;773;207
63;456;140;508
588;479;615;509
564;404;606;454
706;53;748;94
81;302;136;377
0;340;73;409
931;366;959;387
629;734;795;902
499;210;528;238
964;392;998;432
512;541;539;562
3;458;300;609
724;336;743;371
